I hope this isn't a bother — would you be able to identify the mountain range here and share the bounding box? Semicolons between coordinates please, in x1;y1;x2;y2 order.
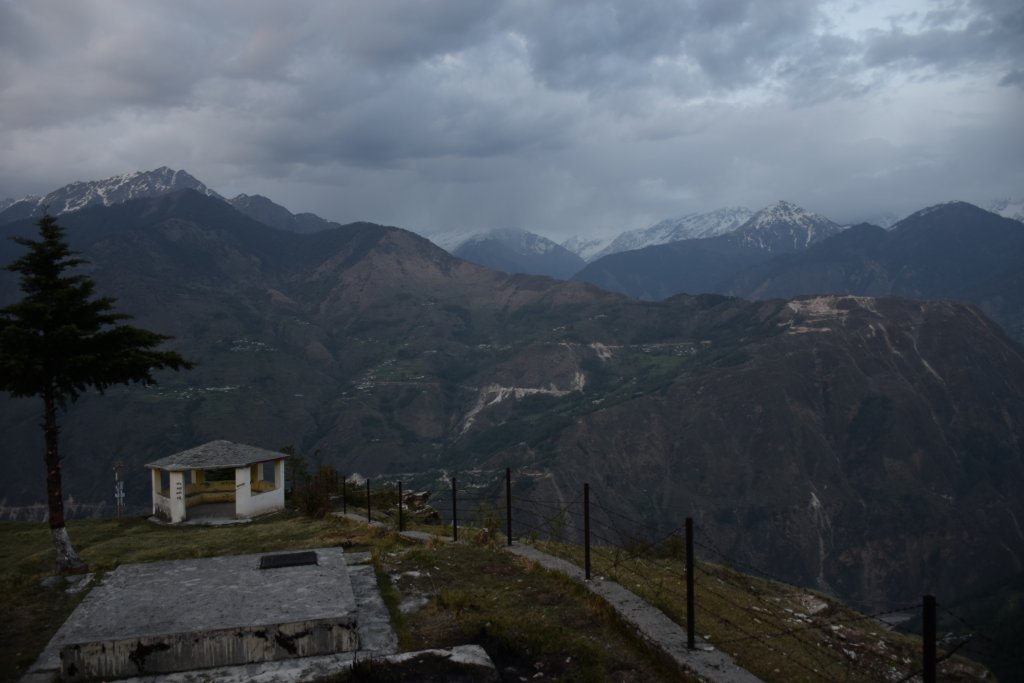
566;197;1021;263
0;167;222;222
443;203;838;282
5;168;1019;292
554;206;756;262
724;202;1024;340
449;198;1023;284
570;201;844;300
0;167;339;236
0;172;1022;642
449;228;586;280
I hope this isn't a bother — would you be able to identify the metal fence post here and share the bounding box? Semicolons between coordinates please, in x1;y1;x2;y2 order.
584;483;591;580
452;477;458;541
923;595;937;683
506;467;512;546
398;480;404;532
686;517;695;649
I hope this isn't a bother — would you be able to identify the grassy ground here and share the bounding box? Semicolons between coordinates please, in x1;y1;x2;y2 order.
0;515;686;683
364;537;687;682
0;513;377;683
532;539;991;683
0;513;992;683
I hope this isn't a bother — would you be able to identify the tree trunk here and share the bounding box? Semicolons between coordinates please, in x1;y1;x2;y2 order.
43;389;88;575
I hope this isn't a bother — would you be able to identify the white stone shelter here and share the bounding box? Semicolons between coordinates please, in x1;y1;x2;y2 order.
146;441;288;523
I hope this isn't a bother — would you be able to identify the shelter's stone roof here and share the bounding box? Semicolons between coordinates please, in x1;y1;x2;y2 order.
145;440;287;471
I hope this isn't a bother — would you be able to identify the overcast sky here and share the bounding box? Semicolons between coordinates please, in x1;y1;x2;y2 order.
0;0;1021;240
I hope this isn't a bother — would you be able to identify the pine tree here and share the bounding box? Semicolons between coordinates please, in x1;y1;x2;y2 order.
0;213;193;573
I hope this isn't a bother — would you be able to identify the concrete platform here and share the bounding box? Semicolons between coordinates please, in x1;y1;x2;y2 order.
182;502;238;522
57;548;359;681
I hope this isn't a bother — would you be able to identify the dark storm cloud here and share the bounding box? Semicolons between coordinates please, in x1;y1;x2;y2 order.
323;1;499;68
1000;69;1024;87
0;0;1020;237
502;0;827;93
865;0;1023;75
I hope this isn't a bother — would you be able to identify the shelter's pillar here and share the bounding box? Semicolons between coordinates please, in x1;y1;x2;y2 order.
151;468;162;515
234;465;252;518
275;458;285;492
168;471;187;523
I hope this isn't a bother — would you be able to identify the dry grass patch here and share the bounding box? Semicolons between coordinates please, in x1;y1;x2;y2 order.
374;540;695;682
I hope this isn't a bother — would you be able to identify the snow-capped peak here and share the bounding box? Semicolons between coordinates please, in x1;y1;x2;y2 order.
4;167;223;218
744;200;823;230
734;201;843;252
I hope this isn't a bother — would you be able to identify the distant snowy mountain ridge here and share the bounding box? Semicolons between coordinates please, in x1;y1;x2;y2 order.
427;228;485;252
0;197;22;213
448;227;585;280
988;197;1024;223
645;206;755;241
0;167;222;220
432;227;564;256
582;207;754;262
465;227;562;255
560;234;615;262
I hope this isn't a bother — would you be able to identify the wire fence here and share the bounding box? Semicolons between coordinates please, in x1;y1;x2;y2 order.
322;467;1001;683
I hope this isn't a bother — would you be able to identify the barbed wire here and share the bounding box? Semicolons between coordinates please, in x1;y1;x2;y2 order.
694;593;833;682
891;635;974;683
359;476;993;683
589;496;663;537
509;492;583;540
937;605;1024;667
693;529;806;590
713;601;923;646
577;540;831;679
515;495;577;507
587;543;691;606
695;565;865;680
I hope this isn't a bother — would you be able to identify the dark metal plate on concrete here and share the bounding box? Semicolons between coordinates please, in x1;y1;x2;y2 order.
260;551;319;569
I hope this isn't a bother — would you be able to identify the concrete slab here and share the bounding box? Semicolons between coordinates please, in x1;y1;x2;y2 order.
347;564;399;655
399;530;453;543
56;548;359;681
182;502;239;523
146;503;263;527
113;644;494;683
333;511;387;528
